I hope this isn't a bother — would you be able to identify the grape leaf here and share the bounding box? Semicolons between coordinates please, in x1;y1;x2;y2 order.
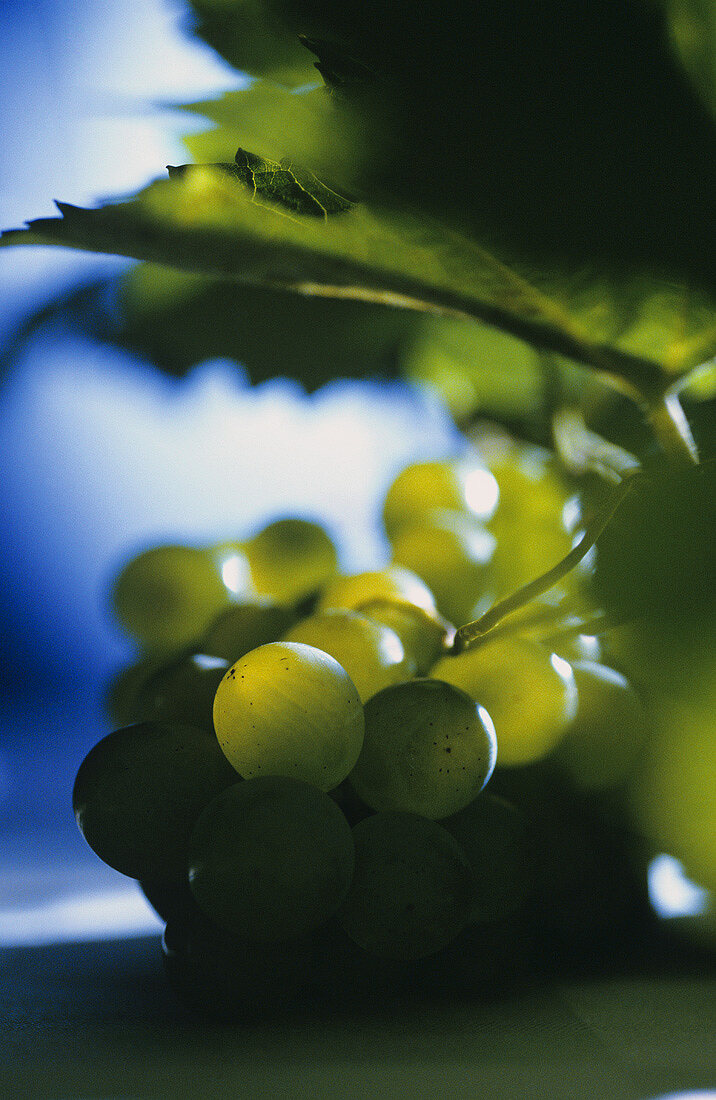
168;148;354;217
182;0;716;295
3;163;715;396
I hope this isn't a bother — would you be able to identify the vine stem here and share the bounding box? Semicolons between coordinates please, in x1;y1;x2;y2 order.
451;471;642;653
647;392;699;465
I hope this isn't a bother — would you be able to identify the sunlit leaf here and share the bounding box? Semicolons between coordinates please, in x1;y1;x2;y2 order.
3;163;715;396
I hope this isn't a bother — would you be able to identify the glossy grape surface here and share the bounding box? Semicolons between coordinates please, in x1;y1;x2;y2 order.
111;544;230;651
350;678;497;818
553;660;647;789
188;776;355;941
390;509;496;624
339;811;474;959
213;641;364;791
243;517;339;604
72;721;237;881
318;565;438;616
381;458;499;538
432;637;577;766
282;608;413;702
356;597;451;675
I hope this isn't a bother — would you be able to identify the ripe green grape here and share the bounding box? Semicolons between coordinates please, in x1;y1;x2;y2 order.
442;792;532;922
356;597;451;675
318;565;438;617
136;653;230;732
390;509;496;624
432;637;577;766
282;608;414;702
213;641;364;791
188;776;355;941
553;661;648;789
480;435;573;525
243;517;339;604
632;681;716;893
381;458;499;539
338;811;474;959
111;544;231;651
350;679;497;818
72;721;237;881
200;600;297;662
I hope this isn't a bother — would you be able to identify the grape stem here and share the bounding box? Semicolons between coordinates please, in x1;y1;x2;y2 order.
451;471;642;653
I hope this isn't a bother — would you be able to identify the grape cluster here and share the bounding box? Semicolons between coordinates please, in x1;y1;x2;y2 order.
76;438;709;1018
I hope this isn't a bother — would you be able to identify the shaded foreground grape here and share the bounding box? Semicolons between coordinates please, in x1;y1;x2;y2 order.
188;777;355;941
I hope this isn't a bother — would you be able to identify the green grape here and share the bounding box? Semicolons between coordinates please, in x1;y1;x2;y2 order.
442;792;532;922
318;565;438;617
136;653;230;732
72;721;237;881
390;509;496;624
111;544;231;651
488;511;578;600
553;661;648;789
243;517;339;605
139;877;198;924
207;540;253;598
338;811;474;959
104;654;168;727
632;681;716;893
381;457;499;539
200;599;297;662
551;633;602;664
162;908;316;1018
213;641;364;791
350;679;497;818
188;776;355;941
282;608;414;702
431;637;578;766
479;435;573;526
355;597;451;675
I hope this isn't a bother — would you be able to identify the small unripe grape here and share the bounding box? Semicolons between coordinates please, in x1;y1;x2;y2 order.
553;661;648;789
137;653;230;732
432;638;577;766
339;811;474;959
243;518;339;604
390;509;496;624
442;792;532;922
72;721;237;881
200;600;297;662
282;608;413;702
350;679;497;819
111;544;231;651
188;777;355;941
318;565;438;617
356;597;451;675
213;641;364;791
381;458;499;539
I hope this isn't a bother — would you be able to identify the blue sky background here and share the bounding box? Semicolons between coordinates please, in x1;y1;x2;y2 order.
0;0;462;936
